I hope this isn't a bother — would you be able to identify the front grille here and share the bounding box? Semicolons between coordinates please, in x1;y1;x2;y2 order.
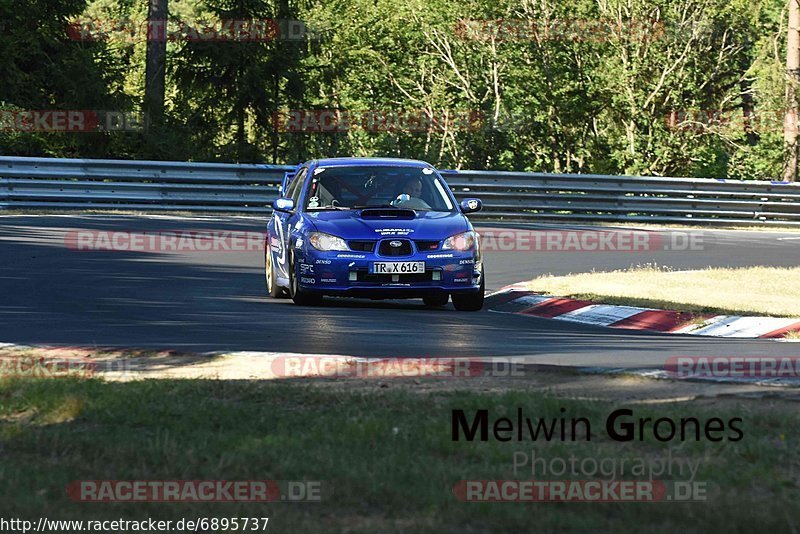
357;271;434;283
414;240;440;251
348;240;376;252
378;239;413;257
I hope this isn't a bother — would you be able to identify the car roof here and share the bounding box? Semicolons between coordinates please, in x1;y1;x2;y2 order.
305;157;433;169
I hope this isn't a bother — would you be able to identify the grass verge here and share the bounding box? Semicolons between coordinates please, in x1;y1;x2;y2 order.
522;265;800;317
1;377;799;532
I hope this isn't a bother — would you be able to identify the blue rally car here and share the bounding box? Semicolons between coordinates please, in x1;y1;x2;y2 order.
264;158;485;310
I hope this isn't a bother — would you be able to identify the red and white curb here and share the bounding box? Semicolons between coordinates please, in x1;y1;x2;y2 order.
487;286;800;340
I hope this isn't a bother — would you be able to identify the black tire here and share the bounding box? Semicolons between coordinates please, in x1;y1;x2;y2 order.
265;245;283;298
289;252;322;306
452;270;485;311
422;293;449;307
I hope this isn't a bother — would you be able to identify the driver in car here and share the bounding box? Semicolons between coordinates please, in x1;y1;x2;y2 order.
402;177;423;198
392;176;432;209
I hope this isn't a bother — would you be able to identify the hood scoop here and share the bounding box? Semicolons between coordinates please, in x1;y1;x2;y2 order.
359;208;416;219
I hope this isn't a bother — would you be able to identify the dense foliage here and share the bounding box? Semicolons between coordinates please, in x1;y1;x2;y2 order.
0;0;790;178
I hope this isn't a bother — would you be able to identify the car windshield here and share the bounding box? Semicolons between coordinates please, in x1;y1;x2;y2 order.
303;165;455;212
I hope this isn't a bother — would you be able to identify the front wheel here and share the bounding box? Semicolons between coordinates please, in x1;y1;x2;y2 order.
452;270;485;311
289;253;322;306
265;245;283;298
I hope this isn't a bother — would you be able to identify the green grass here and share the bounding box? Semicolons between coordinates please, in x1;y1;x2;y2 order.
524;265;800;317
1;378;799;532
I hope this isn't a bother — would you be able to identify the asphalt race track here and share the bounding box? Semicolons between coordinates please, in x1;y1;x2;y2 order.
1;214;799;369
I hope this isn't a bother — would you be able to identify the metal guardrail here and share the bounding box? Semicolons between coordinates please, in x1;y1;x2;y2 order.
2;156;800;226
442;170;800;226
0;157;289;213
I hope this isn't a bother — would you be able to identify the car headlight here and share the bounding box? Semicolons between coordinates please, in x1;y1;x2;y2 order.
442;230;475;251
309;232;349;251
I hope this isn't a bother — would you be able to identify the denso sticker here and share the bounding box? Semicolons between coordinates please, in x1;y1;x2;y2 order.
315;259;332;264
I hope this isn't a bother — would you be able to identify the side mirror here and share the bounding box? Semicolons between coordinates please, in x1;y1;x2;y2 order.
460;198;482;214
272;197;295;213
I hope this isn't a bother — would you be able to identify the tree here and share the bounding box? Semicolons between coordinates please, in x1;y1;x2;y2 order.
171;0;305;162
0;0;129;157
145;0;169;122
784;0;799;181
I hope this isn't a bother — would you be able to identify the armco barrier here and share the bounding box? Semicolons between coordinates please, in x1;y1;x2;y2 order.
2;156;800;226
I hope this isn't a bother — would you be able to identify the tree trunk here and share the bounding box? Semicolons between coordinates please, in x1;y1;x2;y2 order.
145;0;168;124
784;0;800;181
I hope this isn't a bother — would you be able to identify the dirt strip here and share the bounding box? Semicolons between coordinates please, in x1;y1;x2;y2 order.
2;344;800;404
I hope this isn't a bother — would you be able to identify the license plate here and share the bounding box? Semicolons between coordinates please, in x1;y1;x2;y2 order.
372;261;425;274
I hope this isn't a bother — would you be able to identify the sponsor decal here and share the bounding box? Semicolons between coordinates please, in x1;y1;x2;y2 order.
375;228;414;236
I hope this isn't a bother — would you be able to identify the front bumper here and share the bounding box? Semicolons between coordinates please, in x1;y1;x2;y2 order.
293;247;482;297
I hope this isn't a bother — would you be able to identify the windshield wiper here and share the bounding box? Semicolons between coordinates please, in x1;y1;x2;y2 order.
353;204;401;209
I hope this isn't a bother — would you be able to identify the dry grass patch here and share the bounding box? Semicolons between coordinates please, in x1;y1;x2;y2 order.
524;265;800;317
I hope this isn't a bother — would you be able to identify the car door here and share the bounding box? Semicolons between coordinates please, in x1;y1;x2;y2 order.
273;167;308;276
